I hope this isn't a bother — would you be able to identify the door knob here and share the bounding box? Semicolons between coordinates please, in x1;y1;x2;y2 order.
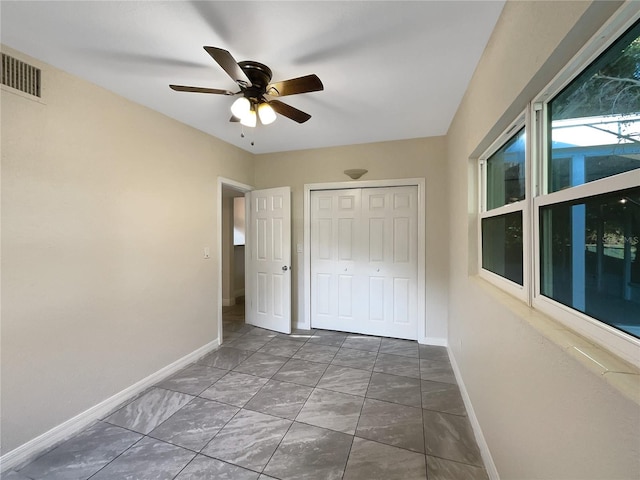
282;266;289;271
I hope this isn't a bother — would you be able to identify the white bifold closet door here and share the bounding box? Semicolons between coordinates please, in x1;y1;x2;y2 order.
310;186;418;340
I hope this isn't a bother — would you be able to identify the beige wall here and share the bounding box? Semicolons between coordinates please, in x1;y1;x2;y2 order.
234;246;245;297
446;1;639;478
3;2;639;477
221;195;235;305
233;197;247;297
1;46;254;453
254;137;449;342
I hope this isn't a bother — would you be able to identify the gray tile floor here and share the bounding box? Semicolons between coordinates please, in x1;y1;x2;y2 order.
5;303;488;480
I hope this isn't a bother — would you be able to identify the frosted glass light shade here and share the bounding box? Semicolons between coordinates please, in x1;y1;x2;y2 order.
231;97;250;118
258;102;277;125
240;109;257;127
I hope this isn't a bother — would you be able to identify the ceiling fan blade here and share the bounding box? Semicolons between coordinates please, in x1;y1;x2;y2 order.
267;74;323;97
203;46;252;87
269;100;312;123
230;115;240;122
170;84;235;95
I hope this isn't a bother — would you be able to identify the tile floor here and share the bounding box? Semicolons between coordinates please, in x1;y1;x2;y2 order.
4;303;488;480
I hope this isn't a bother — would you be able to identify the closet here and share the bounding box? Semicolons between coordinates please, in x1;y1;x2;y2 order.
310;186;418;339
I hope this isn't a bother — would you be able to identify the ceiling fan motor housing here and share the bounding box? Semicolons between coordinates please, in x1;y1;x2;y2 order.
238;61;273;99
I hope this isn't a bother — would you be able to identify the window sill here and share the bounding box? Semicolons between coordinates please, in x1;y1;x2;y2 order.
472;276;640;406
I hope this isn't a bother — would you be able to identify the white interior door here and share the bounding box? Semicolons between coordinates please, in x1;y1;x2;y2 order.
246;187;292;334
311;186;418;339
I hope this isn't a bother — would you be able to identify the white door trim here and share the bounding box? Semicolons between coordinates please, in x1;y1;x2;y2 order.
303;178;427;343
217;177;253;346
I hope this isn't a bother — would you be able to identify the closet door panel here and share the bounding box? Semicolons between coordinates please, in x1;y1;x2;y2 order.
361;186;418;339
368;276;386;323
311;189;361;331
338;274;355;318
393;277;411;325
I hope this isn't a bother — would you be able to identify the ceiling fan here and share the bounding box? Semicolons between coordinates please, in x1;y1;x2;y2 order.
170;46;323;127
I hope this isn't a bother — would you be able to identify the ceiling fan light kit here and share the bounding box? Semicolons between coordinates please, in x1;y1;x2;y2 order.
231;97;250;118
258;102;277;125
170;46;323;129
240;108;257;128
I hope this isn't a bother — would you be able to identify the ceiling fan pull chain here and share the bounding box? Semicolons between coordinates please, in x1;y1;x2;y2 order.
239;125;255;146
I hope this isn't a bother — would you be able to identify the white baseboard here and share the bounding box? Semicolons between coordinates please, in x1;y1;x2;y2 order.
222;297;235;307
447;349;500;480
0;339;220;473
420;336;447;346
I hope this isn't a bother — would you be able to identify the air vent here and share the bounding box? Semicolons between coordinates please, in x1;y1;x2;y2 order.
2;53;41;98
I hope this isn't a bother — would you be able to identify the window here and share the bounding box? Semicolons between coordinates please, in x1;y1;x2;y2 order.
482;211;524;285
535;16;640;356
479;6;640;366
539;187;639;338
547;20;640;193
486;129;526;209
479;124;527;298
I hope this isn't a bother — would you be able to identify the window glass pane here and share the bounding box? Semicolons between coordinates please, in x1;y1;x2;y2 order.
486;128;526;209
548;20;640;193
482;211;523;285
540;187;640;339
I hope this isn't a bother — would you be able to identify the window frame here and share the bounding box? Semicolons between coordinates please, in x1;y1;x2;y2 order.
532;6;640;365
532;174;639;364
478;112;530;302
477;2;640;367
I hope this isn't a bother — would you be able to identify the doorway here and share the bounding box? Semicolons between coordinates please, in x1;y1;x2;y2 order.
218;179;295;345
217;178;252;345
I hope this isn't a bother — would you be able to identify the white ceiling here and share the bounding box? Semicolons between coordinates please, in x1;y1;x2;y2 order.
1;1;504;154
